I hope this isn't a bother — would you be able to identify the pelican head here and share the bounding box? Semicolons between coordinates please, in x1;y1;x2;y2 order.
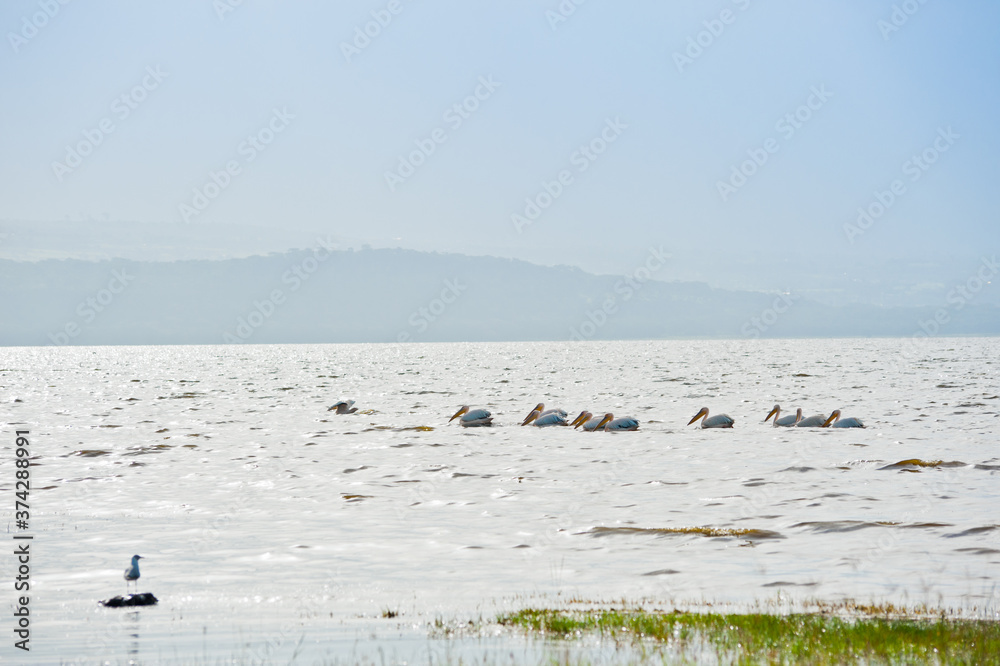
522;409;541;426
449;406;470;422
524;403;546;423
765;405;781;423
687;407;710;426
594;413;614;431
571;411;592;428
824;409;864;428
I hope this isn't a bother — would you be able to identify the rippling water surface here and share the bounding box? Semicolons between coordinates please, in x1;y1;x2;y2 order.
2;338;998;663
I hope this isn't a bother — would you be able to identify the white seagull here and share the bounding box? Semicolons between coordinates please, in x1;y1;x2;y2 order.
124;554;143;595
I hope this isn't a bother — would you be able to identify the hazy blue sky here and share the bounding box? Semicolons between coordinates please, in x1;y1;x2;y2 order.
2;0;997;280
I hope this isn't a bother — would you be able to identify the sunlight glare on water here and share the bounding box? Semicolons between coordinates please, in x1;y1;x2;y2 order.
2;338;998;663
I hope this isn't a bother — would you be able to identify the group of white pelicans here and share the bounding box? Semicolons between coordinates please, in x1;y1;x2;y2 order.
328;399;864;430
444;403;864;430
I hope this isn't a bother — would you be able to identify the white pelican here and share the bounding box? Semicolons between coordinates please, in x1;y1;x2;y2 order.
822;409;864;428
449;406;493;427
522;409;568;427
594;413;639;432
794;412;830;427
764;405;802;427
572;411;606;431
328;400;358;414
124;554;143;594
524;403;567;422
688;407;734;429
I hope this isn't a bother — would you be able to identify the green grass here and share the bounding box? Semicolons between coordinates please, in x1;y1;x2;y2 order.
497;608;1000;665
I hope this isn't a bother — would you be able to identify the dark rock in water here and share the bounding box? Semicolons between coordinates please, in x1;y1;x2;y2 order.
100;592;158;607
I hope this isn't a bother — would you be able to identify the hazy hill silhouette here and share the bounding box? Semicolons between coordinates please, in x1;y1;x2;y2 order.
1;248;997;346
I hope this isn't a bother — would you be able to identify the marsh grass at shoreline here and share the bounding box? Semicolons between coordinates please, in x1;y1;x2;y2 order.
496;608;1000;665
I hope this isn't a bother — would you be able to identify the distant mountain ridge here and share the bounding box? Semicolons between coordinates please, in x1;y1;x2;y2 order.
1;247;997;346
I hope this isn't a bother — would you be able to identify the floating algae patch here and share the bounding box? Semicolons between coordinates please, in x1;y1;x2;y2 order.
946;525;999;538
880;459;967;471
792;520;887;533
583;526;783;540
341;494;372;502
364;425;434;432
159;392;204;399
496;608;1000;665
123;444;173;456
68;449;111;458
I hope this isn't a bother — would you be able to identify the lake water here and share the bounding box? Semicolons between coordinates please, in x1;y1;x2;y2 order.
2;338;999;664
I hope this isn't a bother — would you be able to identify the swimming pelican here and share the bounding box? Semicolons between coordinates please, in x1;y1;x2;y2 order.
449;406;493;427
764;405;802;427
572;411;607;431
822;409;864;428
124;554;143;594
328;400;358;414
794;412;830;428
524;403;567;422
688;407;734;428
522;409;568;427
594;413;639;432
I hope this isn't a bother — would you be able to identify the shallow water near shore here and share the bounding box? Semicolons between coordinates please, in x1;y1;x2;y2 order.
2;338;999;663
